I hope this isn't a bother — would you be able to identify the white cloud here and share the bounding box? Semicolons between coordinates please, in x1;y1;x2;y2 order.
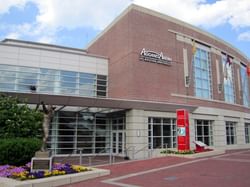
5;32;20;39
33;0;132;30
133;0;250;29
1;0;250;45
238;31;250;41
2;22;57;44
0;0;28;14
1;0;250;30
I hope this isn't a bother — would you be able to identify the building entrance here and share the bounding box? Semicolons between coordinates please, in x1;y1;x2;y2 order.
112;131;125;155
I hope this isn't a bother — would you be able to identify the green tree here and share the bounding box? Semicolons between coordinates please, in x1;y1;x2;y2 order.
0;95;43;138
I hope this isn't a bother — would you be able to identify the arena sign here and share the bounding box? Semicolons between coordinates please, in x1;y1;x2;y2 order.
139;48;172;66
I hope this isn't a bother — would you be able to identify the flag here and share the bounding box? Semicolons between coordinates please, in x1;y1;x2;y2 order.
226;55;232;66
224;55;233;80
247;65;250;77
224;63;228;79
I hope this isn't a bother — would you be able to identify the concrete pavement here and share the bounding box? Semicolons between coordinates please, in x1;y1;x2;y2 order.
62;149;250;187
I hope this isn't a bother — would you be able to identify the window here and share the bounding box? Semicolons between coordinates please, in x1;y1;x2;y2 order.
0;64;16;91
222;55;235;103
148;117;176;149
240;64;249;107
0;64;107;98
60;70;78;94
97;75;107;97
226;121;237;145
195;120;213;146
245;123;250;144
48;111;115;155
193;47;212;99
40;68;60;93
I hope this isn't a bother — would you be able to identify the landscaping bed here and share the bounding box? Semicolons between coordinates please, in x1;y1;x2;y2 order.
0;162;89;180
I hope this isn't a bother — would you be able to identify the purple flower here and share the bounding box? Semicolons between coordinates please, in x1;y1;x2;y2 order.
0;165;11;172
25;162;31;168
29;171;45;178
53;163;65;170
10;167;26;174
0;162;85;180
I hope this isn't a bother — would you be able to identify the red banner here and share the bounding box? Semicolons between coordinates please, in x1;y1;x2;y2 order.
176;109;190;151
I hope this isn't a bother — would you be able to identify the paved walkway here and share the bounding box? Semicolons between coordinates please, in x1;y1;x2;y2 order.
62;149;250;187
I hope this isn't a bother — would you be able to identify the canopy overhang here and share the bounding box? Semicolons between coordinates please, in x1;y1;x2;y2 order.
2;92;197;113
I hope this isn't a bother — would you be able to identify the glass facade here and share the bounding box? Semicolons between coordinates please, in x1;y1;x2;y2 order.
193;47;212;99
240;64;249;107
0;64;107;97
226;121;237;145
222;55;235;103
148;117;176;149
195;120;213;146
48;111;125;155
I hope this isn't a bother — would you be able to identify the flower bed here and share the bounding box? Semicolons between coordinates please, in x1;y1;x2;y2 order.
161;149;213;155
161;150;195;155
0;162;90;180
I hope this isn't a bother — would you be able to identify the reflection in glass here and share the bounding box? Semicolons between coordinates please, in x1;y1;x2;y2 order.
193;48;212;99
0;64;107;97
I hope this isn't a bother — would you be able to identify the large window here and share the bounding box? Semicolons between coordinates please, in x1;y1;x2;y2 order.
222;55;235;103
48;111;118;154
240;64;249;107
0;64;107;97
148;117;176;149
193;47;212;99
195;120;213;146
245;123;250;144
226;121;237;145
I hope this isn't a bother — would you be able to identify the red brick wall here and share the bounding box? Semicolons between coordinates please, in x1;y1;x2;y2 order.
88;8;250;113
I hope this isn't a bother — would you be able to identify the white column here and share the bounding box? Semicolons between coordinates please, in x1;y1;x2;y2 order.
125;109;148;159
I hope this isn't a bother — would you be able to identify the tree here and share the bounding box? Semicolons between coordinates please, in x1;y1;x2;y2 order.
0;95;43;138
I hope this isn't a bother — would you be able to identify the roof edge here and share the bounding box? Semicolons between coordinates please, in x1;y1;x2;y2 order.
2;38;87;53
1;38;109;60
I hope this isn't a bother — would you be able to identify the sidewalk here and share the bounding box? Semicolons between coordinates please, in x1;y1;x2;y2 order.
62;149;250;187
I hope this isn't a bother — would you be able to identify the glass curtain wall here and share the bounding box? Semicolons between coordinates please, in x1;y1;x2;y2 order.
0;64;107;97
48;111;125;155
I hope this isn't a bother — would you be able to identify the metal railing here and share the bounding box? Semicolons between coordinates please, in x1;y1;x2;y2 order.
86;148;113;166
53;148;85;165
132;145;153;159
124;146;136;159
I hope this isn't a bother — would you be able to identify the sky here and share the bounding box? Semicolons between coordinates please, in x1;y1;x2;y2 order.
0;0;249;59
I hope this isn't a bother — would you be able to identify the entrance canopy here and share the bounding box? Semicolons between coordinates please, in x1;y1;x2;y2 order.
2;92;197;113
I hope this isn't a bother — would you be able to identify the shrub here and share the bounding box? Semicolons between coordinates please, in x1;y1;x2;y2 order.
0;138;42;166
161;149;195;154
0;95;43;138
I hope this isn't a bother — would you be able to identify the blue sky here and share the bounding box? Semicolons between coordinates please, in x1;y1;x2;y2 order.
0;0;249;59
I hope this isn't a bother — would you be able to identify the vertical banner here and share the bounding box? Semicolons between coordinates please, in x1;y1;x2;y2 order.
176;109;190;151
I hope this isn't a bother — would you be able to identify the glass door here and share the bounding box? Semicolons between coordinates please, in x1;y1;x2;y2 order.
112;131;124;155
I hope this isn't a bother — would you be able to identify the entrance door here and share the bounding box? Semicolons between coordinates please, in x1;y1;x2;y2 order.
112;131;124;155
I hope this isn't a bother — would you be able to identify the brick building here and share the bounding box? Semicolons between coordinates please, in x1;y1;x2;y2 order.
0;4;249;159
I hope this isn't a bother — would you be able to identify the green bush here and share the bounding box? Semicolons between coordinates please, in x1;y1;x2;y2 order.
0;138;42;166
161;149;195;154
0;95;43;138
